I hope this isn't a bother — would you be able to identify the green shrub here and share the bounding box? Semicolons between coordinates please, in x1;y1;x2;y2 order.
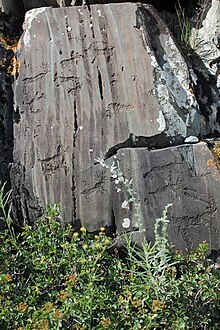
0;183;220;329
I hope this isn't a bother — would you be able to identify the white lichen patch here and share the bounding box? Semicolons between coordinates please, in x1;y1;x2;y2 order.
78;8;84;15
152;36;201;138
23;8;46;50
157;111;166;132
189;69;198;85
163;39;189;88
146;46;151;54
150;55;157;68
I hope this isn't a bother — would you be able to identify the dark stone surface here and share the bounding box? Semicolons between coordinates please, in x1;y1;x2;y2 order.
0;0;24;16
0;34;14;192
0;0;198;14
89;143;220;251
7;3;220;251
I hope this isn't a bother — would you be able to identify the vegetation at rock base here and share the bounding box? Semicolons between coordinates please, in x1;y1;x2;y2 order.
173;0;211;54
0;184;220;330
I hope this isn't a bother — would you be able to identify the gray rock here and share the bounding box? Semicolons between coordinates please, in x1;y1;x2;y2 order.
10;4;220;250
189;0;220;133
87;143;220;251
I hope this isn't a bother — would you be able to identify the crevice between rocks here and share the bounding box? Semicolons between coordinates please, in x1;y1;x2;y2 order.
103;132;184;161
72;99;78;226
97;67;104;100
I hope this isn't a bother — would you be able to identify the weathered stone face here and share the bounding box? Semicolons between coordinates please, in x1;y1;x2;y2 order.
88;143;220;251
10;3;220;251
189;0;220;134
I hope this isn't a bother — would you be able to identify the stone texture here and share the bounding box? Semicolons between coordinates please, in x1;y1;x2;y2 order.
86;143;220;251
189;0;220;133
10;3;220;250
190;0;220;70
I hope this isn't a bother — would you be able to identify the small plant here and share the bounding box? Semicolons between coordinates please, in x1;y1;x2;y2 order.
175;1;192;49
95;156;143;231
0;200;120;329
0;171;220;329
0;183;16;244
174;0;213;60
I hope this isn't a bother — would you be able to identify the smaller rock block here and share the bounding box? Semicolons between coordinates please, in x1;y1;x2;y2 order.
80;142;220;251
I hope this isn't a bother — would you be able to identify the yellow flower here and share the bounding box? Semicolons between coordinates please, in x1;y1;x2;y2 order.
44;302;53;313
5;273;12;282
104;238;111;244
207;159;213;167
73;232;79;238
17;302;28;313
38;319;49;330
82;244;88;250
100;318;111;328
100;227;105;232
58;290;68;301
53;309;64;320
80;227;86;233
40;256;46;264
165;267;176;277
66;273;76;286
152;299;165;311
131;299;142;308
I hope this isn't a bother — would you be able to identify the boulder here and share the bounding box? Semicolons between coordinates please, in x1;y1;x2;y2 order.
10;3;220;250
88;143;220;251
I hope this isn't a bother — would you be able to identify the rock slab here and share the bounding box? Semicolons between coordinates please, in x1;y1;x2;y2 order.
11;4;220;250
